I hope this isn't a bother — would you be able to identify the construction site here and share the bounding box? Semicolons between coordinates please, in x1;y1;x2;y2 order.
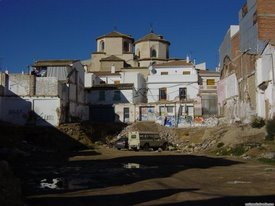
0;120;275;206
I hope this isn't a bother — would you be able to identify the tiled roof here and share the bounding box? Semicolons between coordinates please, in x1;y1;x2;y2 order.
96;31;133;40
155;60;193;67
33;59;78;67
135;32;170;45
100;55;124;62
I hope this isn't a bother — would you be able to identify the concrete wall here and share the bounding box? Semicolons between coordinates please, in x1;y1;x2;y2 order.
114;102;211;127
0;96;61;126
87;89;134;105
35;77;58;96
6;74;35;96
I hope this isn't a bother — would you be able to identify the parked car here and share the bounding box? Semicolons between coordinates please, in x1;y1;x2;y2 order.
128;131;168;151
114;136;128;150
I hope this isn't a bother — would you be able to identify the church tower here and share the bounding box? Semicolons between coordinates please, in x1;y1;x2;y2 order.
134;31;170;67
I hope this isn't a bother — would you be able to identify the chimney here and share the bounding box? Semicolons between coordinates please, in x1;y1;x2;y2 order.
111;64;116;74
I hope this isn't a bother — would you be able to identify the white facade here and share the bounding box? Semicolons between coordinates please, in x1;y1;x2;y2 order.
255;43;275;119
85;71;146;105
147;62;199;103
0;96;61;126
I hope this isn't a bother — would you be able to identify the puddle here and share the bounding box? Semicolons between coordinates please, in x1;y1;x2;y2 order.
123;163;141;169
40;178;64;189
123;163;159;169
227;180;251;184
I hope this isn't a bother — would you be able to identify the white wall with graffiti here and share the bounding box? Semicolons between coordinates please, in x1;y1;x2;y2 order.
0;96;61;126
114;101;219;128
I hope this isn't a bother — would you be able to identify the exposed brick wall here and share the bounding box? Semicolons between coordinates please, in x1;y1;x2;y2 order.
257;0;275;41
231;32;240;59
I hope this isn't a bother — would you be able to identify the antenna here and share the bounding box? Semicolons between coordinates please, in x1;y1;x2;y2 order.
150;23;154;33
0;57;3;72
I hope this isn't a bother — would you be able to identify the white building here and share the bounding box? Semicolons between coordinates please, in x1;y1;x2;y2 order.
147;60;200;105
255;42;275;119
0;60;88;126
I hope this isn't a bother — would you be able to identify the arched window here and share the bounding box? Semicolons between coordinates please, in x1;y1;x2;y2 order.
123;41;129;52
151;48;157;58
136;49;140;58
100;40;105;52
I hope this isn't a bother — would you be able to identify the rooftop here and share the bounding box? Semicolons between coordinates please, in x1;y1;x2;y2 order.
100;55;124;62
134;32;170;45
96;31;133;41
155;60;193;67
33;59;78;67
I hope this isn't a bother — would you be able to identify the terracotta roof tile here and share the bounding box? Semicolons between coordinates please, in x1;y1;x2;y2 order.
134;32;170;45
96;31;133;40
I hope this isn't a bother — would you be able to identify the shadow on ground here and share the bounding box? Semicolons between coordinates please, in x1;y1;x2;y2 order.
27;192;275;206
23;154;243;205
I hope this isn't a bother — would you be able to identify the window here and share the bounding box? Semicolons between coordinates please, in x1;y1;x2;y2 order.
159;88;167;100
179;88;187;100
182;71;191;75
206;79;215;85
136;49;140;58
123;107;129;122
113;90;121;101
161;72;168;75
100;40;105;52
99;90;105;101
123;41;129;52
151;48;157;58
167;106;173;113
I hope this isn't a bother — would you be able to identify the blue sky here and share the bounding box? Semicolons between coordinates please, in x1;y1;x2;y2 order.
0;0;245;73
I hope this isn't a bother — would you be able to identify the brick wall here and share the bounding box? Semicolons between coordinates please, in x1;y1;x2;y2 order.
257;0;275;41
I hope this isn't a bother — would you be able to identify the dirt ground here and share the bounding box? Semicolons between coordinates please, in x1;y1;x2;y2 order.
1;121;275;206
24;147;275;206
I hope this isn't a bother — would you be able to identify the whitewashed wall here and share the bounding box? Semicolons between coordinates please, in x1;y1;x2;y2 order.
87;89;134;105
147;66;199;103
0;96;61;126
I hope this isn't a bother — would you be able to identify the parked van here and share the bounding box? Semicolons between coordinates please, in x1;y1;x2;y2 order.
128;131;168;151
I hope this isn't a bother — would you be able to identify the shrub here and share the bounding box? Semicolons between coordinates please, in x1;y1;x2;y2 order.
266;117;275;141
251;116;265;128
217;142;224;148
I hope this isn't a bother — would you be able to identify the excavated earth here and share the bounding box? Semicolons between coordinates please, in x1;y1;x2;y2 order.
0;121;275;206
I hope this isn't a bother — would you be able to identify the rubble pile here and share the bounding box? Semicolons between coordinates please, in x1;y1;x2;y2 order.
116;121;275;160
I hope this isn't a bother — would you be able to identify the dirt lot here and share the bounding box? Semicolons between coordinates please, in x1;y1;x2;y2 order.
0;121;275;206
24;147;275;206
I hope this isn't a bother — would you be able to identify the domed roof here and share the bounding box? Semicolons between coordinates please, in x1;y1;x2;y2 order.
96;31;133;41
134;32;170;45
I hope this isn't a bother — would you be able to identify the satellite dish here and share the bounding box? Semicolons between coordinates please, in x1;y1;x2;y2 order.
151;68;157;74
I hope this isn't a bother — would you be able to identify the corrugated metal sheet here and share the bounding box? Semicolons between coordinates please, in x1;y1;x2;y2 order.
47;66;70;81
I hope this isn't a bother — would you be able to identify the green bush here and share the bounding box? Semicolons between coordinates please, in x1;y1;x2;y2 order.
217;142;224;148
266;117;275;141
231;144;246;156
251;116;265;128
